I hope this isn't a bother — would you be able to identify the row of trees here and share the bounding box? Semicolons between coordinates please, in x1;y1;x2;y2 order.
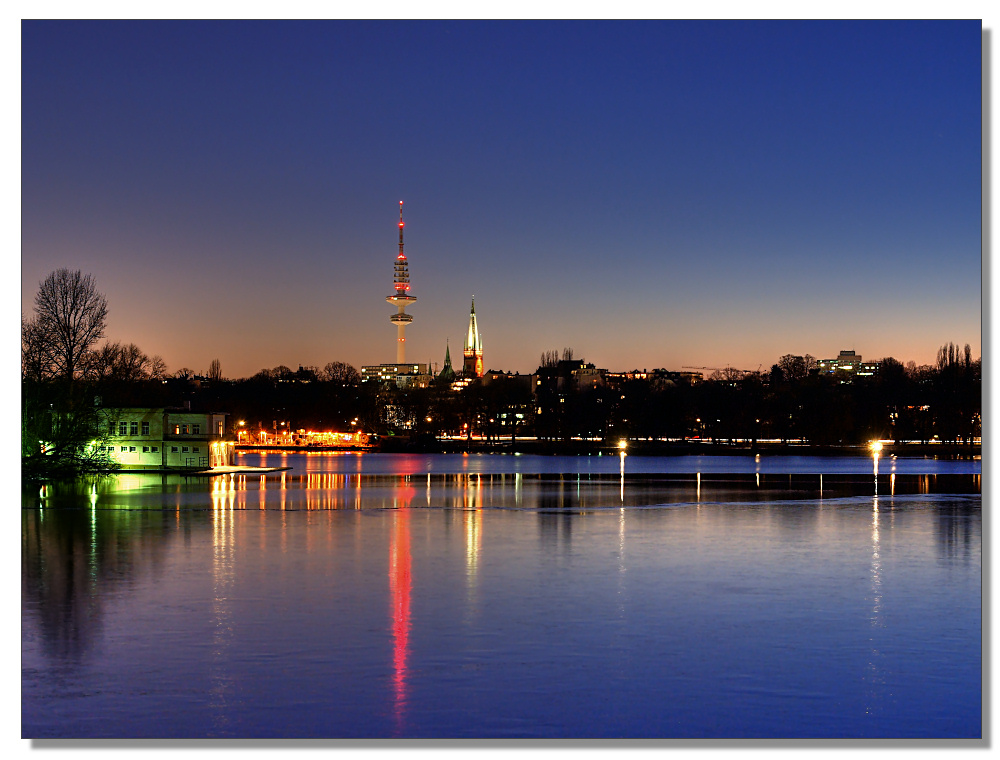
191;346;979;448
530;352;980;447
22;269;981;479
22;270;167;385
21;270;173;477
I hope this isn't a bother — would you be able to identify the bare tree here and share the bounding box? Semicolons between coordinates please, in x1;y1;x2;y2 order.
81;341;157;382
540;350;559;368
80;341;123;381
208;358;222;381
777;354;809;381
33;269;108;382
148;355;167;380
322;361;361;385
114;343;153;381
936;342;975;370
709;366;745;383
21;315;54;381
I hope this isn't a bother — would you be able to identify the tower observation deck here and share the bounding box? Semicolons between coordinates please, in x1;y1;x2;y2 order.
387;201;417;364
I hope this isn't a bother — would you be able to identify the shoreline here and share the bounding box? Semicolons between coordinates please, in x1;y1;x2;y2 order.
364;438;982;458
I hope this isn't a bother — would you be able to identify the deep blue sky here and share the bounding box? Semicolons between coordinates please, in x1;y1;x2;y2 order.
20;20;982;378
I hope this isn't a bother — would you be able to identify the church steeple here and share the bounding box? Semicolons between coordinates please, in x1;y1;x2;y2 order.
463;297;483;377
438;340;456;382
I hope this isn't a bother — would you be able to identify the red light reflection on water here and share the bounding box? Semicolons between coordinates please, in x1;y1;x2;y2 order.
388;484;413;735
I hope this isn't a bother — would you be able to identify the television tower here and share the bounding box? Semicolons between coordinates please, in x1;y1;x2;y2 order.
387;201;416;364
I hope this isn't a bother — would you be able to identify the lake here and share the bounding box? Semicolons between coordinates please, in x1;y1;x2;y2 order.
22;453;982;739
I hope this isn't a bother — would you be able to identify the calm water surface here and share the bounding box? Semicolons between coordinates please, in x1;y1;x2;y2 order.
22;453;981;739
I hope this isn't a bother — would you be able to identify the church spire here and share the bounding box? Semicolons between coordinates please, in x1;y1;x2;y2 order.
438;339;456;382
463;297;483;377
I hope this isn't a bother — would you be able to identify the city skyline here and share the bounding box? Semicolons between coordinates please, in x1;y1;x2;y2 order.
21;20;982;378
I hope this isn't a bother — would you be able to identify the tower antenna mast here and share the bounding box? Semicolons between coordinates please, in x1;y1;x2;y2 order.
399;200;405;260
387;201;416;364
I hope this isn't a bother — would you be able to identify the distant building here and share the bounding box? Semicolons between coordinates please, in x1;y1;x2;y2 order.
817;350;878;380
463;298;484;377
360;363;432;388
572;364;607;390
481;369;532;390
93;407;233;470
531;359;603;397
650;368;704;387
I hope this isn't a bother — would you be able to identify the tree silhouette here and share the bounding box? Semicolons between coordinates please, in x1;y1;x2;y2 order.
32;269;108;383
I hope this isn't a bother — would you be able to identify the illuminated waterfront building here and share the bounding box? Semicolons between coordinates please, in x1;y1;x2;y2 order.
387;201;417;364
463;298;484;378
86;407;233;470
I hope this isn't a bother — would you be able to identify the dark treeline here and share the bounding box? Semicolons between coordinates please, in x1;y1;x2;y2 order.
23;270;981;479
25;344;982;463
66;344;979;450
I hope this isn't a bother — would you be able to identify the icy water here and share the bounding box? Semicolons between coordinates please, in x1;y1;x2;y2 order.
22;453;982;739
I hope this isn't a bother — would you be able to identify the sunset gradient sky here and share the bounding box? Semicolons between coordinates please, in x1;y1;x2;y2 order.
21;20;982;378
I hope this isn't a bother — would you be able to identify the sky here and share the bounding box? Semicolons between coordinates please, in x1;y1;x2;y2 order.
19;19;983;379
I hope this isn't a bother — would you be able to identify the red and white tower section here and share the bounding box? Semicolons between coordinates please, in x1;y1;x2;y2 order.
463;297;484;378
387;201;417;364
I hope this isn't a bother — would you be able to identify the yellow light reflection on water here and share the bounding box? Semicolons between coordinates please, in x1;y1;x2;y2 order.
209;471;236;723
865;495;885;718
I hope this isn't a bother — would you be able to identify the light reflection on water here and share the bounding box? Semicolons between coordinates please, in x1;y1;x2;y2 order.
244;451;982;476
22;454;981;739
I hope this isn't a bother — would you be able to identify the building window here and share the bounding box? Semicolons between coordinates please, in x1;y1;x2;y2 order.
217;422;224;435
152;447;159;453
142;446;149;453
182;446;189;453
129;446;136;452
130;422;138;436
121;446;127;452
182;425;189;434
119;422;128;436
192;446;199;452
171;446;178;453
173;425;180;434
192;424;200;435
142;422;150;436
